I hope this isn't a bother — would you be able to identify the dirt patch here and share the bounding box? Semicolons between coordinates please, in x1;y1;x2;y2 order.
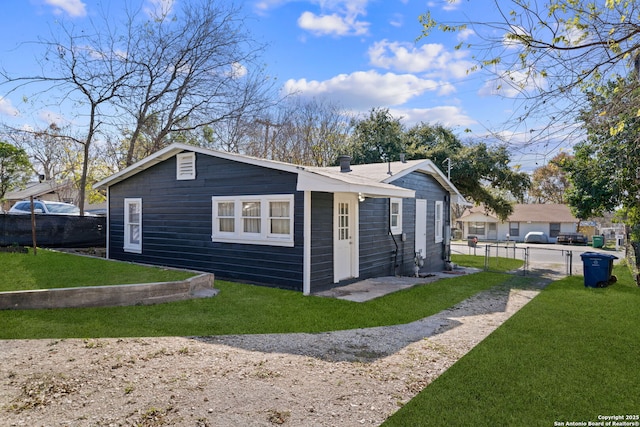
0;281;548;426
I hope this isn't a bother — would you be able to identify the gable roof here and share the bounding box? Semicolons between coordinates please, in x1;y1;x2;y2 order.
94;143;468;202
5;180;73;201
460;204;577;223
312;159;468;204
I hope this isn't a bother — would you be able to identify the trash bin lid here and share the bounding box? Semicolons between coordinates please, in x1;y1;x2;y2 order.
580;251;618;260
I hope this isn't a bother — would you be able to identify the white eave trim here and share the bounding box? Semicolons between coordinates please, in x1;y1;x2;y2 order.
94;143;305;190
296;170;415;199
383;159;469;205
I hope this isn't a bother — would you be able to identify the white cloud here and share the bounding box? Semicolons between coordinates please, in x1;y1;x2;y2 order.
38;110;69;126
282;70;441;109
428;0;462;11
43;0;86;17
144;0;175;20
298;10;369;36
478;69;546;97
254;0;290;14
0;97;19;117
389;13;403;28
254;0;371;37
457;28;475;42
390;106;477;128
502;25;530;50
228;62;248;79
368;40;474;79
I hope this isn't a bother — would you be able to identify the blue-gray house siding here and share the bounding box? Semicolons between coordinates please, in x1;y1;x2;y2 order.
392;170;449;272
310;192;334;289
98;144;463;293
108;153;306;290
357;171;449;279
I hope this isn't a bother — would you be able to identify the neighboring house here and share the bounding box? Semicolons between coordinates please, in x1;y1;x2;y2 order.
2;180;76;212
94;143;467;294
458;204;578;242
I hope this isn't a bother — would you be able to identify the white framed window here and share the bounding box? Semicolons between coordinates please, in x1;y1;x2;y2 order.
390;198;403;235
212;194;294;246
435;200;443;243
124;198;142;253
176;152;196;180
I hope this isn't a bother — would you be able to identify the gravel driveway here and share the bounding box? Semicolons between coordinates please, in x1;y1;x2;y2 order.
0;271;552;427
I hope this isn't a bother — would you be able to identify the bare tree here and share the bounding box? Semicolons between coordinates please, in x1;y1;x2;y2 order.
1;0;274;211
7;123;75;181
1;16;134;214
419;0;640;146
243;97;352;166
117;0;274;166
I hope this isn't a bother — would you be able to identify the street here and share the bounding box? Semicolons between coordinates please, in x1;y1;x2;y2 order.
451;241;625;276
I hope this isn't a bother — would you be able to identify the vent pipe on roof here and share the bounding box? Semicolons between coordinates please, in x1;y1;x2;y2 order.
400;153;406;163
338;155;352;172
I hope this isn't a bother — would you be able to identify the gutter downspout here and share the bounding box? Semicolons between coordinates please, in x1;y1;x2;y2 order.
389;198;399;275
303;190;311;295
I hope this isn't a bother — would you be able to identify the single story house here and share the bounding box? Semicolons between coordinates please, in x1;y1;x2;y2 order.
458;204;578;243
94;143;467;294
2;180;76;212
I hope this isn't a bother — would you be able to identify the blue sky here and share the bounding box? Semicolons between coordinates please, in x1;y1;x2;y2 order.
0;0;564;170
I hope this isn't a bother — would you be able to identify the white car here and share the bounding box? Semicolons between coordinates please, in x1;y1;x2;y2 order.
9;200;81;215
524;231;549;244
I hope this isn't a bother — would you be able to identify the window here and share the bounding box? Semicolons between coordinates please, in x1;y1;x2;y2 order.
212;195;294;246
269;201;291;235
469;222;485;235
176;152;196;180
242;201;261;233
217;202;235;232
550;222;561;238
435;200;443;243
124;198;142;253
509;222;520;237
389;198;402;235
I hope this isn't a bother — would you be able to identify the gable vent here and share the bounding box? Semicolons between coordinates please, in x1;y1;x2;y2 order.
176;152;196;180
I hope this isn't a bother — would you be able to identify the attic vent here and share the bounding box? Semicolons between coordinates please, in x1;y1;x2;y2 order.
176;152;196;180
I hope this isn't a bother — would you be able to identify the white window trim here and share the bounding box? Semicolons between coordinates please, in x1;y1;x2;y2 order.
389;198;403;235
176;152;196;180
435;200;443;243
124;198;142;253
212;194;294;247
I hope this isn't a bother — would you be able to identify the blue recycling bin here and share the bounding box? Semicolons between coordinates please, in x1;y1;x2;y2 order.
580;252;618;288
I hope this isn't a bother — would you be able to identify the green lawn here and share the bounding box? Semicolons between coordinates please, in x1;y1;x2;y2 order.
0;249;195;292
383;262;640;426
0;250;529;339
5;249;638;423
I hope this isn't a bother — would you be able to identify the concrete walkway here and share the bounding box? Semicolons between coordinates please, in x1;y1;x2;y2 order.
313;267;480;302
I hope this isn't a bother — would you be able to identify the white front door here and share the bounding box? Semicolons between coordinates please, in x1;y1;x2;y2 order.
334;193;358;282
415;199;427;257
488;222;498;240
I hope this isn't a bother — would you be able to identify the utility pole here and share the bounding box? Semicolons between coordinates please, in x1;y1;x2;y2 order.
443;158;451;180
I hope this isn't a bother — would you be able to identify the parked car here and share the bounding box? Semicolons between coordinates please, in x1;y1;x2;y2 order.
524;231;549;244
9;200;81;215
556;232;588;245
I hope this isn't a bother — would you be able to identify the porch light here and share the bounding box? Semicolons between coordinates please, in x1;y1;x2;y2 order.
358;193;365;202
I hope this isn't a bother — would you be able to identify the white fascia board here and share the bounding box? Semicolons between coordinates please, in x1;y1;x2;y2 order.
94;143;304;190
383;159;469;205
297;171;414;198
461;212;499;222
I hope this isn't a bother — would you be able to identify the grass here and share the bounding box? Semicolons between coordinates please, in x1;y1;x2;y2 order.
452;254;523;272
0;251;528;339
0;248;195;292
383;262;640;426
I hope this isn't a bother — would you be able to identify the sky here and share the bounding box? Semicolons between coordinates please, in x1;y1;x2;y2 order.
0;0;568;170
